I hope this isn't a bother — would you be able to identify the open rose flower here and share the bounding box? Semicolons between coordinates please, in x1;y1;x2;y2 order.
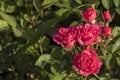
77;23;101;46
102;26;112;37
81;7;96;21
52;27;77;48
103;11;111;22
73;49;103;76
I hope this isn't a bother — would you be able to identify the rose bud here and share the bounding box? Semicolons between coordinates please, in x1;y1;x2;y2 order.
102;26;112;37
81;7;96;22
103;11;111;22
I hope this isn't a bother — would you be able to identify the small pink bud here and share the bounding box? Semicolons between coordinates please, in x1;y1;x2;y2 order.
102;26;112;37
103;11;111;22
81;8;96;22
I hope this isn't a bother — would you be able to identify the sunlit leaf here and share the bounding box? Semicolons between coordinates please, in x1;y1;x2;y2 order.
105;53;112;69
56;8;67;17
42;0;58;8
0;19;9;30
100;77;108;80
75;0;82;4
112;26;120;37
0;12;17;27
62;0;71;9
6;5;16;13
33;0;41;12
113;0;120;8
51;66;58;75
112;38;120;53
35;54;51;68
0;12;23;37
115;8;120;15
53;75;63;80
16;0;23;7
101;0;110;9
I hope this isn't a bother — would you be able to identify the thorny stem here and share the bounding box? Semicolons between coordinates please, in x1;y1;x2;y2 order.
39;38;43;54
73;47;77;54
95;43;99;51
85;77;89;80
93;73;100;80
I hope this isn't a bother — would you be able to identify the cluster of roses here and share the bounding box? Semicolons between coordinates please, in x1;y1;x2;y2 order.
52;7;112;76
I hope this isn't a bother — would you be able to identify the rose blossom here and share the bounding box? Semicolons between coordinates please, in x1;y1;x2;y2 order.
77;23;101;45
73;49;103;76
102;26;112;37
103;11;111;22
81;7;96;21
52;27;77;48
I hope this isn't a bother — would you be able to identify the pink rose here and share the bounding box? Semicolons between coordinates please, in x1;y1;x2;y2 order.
102;26;112;37
73;49;103;76
77;23;100;45
103;11;111;22
81;8;96;21
52;27;77;48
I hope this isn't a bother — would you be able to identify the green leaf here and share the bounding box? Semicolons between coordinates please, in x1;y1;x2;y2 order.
0;1;6;12
41;36;50;51
35;54;51;68
101;0;110;9
115;8;120;15
0;12;17;27
51;66;58;75
104;73;110;80
51;72;66;80
0;12;23;37
37;17;61;35
113;0;120;8
12;27;23;37
33;0;41;12
89;78;97;80
60;59;67;67
0;19;9;30
105;53;112;69
56;8;67;17
53;75;63;80
16;0;23;7
112;26;120;37
54;3;64;8
116;57;120;65
0;44;2;51
112;38;120;53
6;5;16;13
100;77;108;80
75;0;82;4
85;0;100;4
62;0;71;9
51;47;63;59
42;0;58;7
70;21;78;26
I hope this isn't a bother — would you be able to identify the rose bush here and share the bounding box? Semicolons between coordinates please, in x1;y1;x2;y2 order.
0;0;120;80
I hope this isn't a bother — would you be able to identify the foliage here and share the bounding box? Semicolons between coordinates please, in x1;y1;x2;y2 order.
0;0;120;80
